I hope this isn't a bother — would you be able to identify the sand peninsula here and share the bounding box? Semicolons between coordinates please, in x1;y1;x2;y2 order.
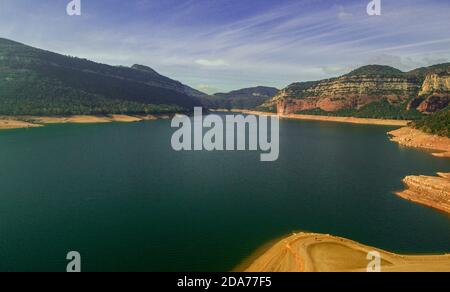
240;233;450;272
232;109;409;126
0;114;170;130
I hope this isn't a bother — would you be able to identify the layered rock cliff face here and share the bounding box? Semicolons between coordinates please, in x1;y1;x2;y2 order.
271;64;450;115
412;73;450;113
419;73;450;95
396;173;450;214
276;75;419;114
389;127;450;214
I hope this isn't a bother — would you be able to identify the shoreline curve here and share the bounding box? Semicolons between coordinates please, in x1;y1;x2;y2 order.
240;233;450;272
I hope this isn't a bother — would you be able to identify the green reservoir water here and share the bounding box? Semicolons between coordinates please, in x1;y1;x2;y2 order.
0;118;449;271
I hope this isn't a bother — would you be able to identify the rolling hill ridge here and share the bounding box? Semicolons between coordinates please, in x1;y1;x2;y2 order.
201;86;279;110
262;64;450;120
0;38;204;115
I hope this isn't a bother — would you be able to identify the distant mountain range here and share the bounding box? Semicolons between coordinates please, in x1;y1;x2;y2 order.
263;64;450;120
201;86;279;110
0;37;449;120
0;38;205;115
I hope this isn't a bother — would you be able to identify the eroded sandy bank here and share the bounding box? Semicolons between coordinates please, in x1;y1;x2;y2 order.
389;127;450;158
233;110;410;126
241;233;450;272
389;127;450;214
0;114;170;130
396;173;450;214
28;114;167;124
0;118;41;130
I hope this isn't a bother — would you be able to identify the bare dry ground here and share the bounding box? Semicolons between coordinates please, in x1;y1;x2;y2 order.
0;114;170;130
0;118;41;130
234;110;409;126
241;233;450;272
389;127;450;158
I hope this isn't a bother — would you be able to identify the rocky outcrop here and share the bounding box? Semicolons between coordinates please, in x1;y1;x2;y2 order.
274;71;420;114
389;127;450;214
276;97;319;114
396;173;450;214
419;74;450;95
416;94;450;113
271;64;450;115
406;74;450;113
407;97;425;111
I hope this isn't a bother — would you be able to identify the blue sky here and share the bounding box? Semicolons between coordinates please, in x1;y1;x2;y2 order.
1;0;450;93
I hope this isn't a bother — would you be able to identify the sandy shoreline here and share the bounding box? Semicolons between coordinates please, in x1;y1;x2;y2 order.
240;233;450;272
3;110;448;272
0;118;42;130
241;124;450;272
1;110;410;130
389;127;450;158
0;114;170;130
389;127;450;214
233;109;410;126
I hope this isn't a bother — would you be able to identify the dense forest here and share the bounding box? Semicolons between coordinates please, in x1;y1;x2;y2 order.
0;38;201;115
201;86;278;110
412;107;450;137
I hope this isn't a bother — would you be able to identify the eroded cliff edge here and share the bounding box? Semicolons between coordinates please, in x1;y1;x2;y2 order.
389;127;450;214
389;127;450;158
264;64;450;116
396;173;450;214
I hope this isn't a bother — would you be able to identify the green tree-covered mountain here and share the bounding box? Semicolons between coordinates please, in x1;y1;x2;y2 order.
201;86;279;110
345;65;405;77
0;38;205;115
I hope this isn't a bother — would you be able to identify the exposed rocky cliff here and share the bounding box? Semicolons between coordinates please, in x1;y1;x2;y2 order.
270;64;450;116
419;73;450;95
396;173;450;214
410;73;450;113
389;127;450;214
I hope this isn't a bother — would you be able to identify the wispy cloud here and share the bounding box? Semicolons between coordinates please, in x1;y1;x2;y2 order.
0;0;449;93
195;59;229;67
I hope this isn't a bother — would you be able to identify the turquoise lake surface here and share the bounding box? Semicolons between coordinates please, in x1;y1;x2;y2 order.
0;118;449;271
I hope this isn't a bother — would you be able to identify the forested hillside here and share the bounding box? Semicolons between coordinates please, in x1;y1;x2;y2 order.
0;38;203;115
